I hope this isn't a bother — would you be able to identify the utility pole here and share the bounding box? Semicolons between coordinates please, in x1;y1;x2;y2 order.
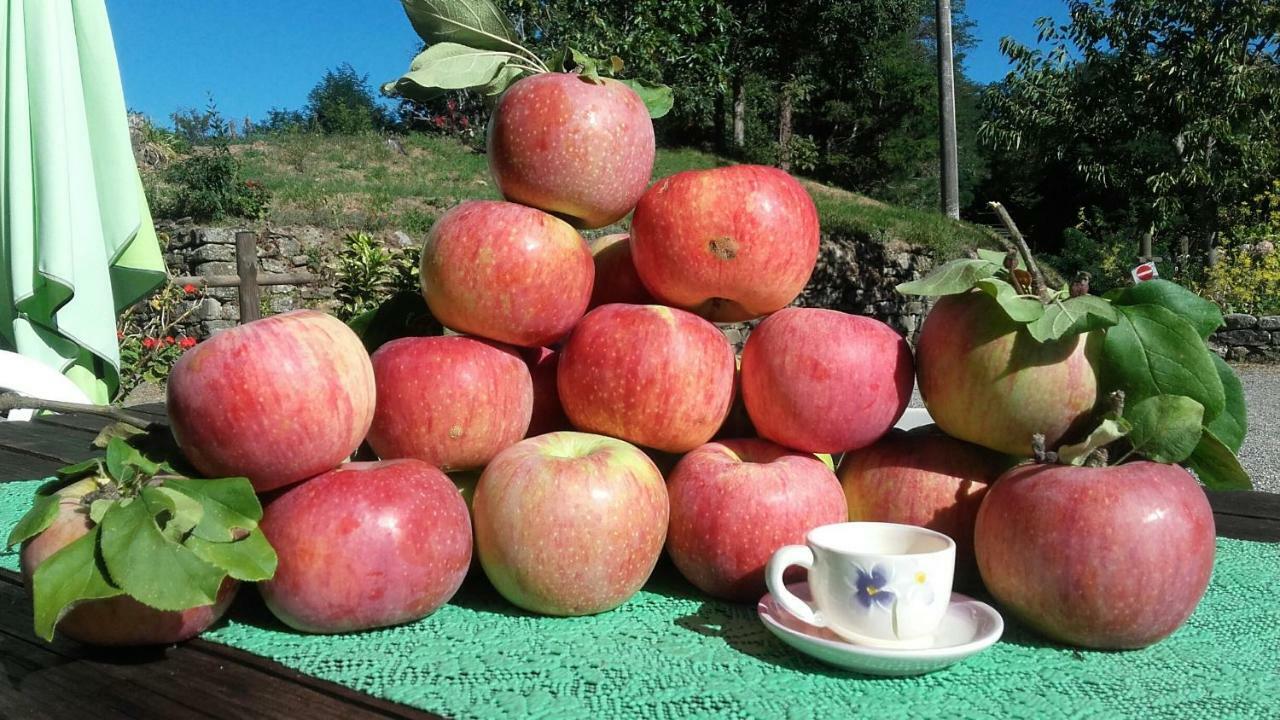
936;0;960;219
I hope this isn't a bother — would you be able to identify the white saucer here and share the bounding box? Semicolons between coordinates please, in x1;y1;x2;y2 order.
757;582;1003;676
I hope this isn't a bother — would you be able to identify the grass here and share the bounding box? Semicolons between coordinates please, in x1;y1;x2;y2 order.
221;132;996;258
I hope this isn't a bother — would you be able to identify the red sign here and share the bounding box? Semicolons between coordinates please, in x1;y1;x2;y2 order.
1131;262;1159;283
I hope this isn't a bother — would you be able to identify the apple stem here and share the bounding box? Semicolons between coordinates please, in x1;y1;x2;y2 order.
1085;448;1110;467
0;393;162;432
988;201;1048;298
1032;433;1059;464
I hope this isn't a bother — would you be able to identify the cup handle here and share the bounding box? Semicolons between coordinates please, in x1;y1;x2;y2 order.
766;544;824;627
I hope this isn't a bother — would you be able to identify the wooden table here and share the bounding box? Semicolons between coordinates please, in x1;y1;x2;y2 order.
1;405;1277;719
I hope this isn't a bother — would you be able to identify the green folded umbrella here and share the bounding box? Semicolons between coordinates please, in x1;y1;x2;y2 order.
0;0;165;404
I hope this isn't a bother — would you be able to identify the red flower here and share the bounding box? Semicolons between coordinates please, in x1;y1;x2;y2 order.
116;330;124;340
433;116;447;128
183;283;198;294
179;336;198;349
142;337;158;349
459;115;470;129
164;336;176;345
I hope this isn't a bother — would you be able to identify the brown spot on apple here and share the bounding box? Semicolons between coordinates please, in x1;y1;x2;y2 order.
708;236;738;260
449;425;463;439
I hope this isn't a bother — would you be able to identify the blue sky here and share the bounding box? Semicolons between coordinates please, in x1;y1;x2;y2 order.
105;0;1068;125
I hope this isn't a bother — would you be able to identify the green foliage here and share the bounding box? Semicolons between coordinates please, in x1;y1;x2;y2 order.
171;95;233;145
307;63;390;135
331;232;423;321
1196;182;1280;314
154;148;272;222
116;281;202;401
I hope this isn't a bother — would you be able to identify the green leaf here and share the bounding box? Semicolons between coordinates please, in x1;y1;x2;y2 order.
549;47;602;79
1057;416;1132;466
31;527;123;641
88;498;115;525
385;42;516;100
895;258;1001;296
6;494;61;549
615;79;674;119
1125;395;1206;464
98;494;223;611
399;0;518;51
1205;354;1247;454
975;278;1044;323
143;487;205;539
1184;430;1253;490
1110;280;1223;339
56;458;103;480
164;477;263;542
976;248;1025;269
92;421;145;449
105;438;131;480
1101;304;1226;420
186;531;277;582
478;62;526;97
347;291;443;354
1025;295;1119;343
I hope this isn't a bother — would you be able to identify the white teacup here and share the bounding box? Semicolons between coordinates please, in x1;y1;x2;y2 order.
766;522;956;648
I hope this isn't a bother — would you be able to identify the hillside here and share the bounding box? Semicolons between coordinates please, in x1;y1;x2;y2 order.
221;133;996;258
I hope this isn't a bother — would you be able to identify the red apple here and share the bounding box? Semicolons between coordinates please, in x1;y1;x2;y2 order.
588;234;655;309
558;304;735;453
473;432;668;615
917;292;1101;456
20;479;237;645
487;73;655;229
168;310;375;493
838;426;1009;587
630;165;819;322
366;335;532;472
666;439;847;601
741;307;913;454
522;346;570;437
974;461;1215;649
420;200;593;348
259;459;472;633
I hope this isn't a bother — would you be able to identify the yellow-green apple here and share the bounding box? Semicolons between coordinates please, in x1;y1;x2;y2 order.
917;292;1101;456
666;439;847;601
741;308;913;454
473;432;668;615
420;200;593;347
588;233;655;309
521;346;570;437
366;335;532;472
487;73;655;229
838;426;1009;587
259;459;471;633
558;304;735;452
167;310;375;493
974;461;1215;649
629;165;819;321
20;479;237;645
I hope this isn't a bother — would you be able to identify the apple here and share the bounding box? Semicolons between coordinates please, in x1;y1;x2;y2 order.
666;439;847;601
974;461;1215;649
629;165;819;322
522;347;570;437
713;355;757;440
838;426;1009;587
259;459;472;633
167;310;375;493
473;432;668;616
740;307;913;454
487;73;655;229
558;304;735;453
366;335;533;472
588;234;655;309
420;200;594;348
20;479;237;646
917;291;1101;456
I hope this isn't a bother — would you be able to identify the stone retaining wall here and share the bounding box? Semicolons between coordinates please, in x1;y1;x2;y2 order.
1212;313;1280;363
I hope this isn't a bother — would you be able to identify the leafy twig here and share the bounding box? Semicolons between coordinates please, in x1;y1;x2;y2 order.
0;393;162;431
989;201;1048;297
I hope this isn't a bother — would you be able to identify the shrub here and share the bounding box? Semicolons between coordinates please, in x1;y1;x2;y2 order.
158;148;272;222
307;64;389;135
1195;180;1280;315
331;232;421;320
116;282;202;401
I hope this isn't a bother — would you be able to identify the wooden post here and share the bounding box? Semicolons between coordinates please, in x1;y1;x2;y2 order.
936;0;961;219
778;81;794;172
235;231;261;324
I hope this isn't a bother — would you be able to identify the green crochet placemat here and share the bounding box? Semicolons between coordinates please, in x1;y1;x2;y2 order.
2;478;1277;719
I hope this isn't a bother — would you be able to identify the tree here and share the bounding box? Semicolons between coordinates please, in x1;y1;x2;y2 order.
306;63;389;135
981;0;1280;260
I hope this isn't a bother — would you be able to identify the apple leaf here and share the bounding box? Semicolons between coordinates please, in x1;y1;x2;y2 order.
98;495;223;611
31;527;123;641
186;531;278;582
399;0;518;52
88;498;115;525
1057;416;1132;466
1205;354;1247;454
145;487;205;540
164;477;263;542
976;247;1025;269
55;457;104;480
616;78;674;119
5;493;61;549
895;258;1001;296
1025;295;1119;343
1124;395;1205;464
1184;430;1253;490
975;278;1044;323
384;42;520;101
1101;304;1226;420
1110;280;1223;340
549;47;603;80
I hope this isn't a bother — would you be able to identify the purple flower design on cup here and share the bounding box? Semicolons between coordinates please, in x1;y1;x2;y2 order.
852;563;896;611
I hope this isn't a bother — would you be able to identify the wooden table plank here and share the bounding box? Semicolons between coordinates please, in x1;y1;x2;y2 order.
0;447;68;483
0;421;99;464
